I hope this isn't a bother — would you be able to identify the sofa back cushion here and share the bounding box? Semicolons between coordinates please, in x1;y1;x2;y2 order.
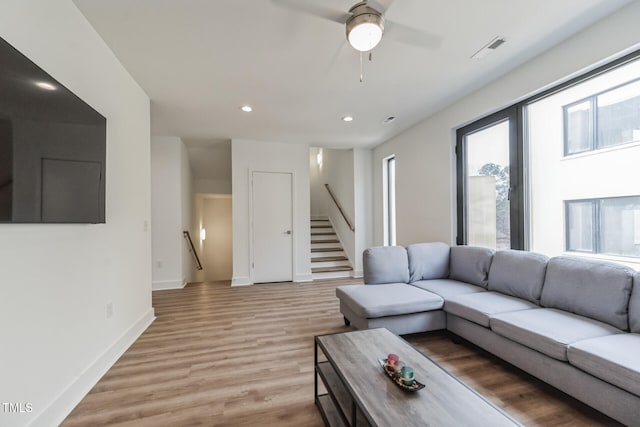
540;256;634;330
488;249;549;304
406;242;450;282
363;246;410;284
630;271;640;333
448;246;494;288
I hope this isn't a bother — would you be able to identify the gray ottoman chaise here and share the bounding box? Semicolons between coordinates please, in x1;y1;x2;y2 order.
336;243;640;426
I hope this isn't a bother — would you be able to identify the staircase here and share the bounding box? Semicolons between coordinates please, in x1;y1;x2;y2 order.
310;217;353;280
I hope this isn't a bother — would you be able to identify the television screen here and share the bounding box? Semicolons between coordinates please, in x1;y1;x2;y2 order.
0;36;106;223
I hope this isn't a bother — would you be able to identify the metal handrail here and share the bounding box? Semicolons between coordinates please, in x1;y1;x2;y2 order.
324;184;355;232
183;231;203;270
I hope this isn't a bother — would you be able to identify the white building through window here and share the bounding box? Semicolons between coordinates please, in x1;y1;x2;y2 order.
527;55;640;265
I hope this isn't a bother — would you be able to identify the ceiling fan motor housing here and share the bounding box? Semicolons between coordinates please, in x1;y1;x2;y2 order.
346;3;385;52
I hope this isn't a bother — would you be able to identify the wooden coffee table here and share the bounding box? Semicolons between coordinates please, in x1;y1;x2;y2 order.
314;328;521;426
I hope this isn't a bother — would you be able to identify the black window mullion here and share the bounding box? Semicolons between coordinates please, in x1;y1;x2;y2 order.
510;105;525;250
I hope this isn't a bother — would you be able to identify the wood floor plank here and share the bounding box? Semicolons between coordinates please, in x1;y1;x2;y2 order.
63;279;620;426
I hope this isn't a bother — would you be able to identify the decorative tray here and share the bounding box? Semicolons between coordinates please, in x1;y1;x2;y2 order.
378;359;425;392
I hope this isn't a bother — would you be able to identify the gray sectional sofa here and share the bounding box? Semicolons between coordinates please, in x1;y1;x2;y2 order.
336;243;640;426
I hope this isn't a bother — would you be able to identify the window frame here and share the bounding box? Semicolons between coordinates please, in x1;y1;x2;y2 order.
565;195;640;258
562;77;640;156
564;199;597;254
455;105;525;249
383;154;396;246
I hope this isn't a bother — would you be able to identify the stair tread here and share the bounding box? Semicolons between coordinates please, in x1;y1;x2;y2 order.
311;247;342;252
312;266;353;273
311;225;332;228
311;239;340;244
311;256;349;262
311;232;336;236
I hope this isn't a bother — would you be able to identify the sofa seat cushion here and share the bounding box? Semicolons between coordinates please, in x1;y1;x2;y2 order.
336;284;443;319
445;292;539;327
568;334;640;398
490;308;623;361
409;279;486;299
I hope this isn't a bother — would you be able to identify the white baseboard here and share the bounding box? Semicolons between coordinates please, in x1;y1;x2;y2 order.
352;270;363;278
30;308;156;427
152;279;185;291
295;273;313;282
231;276;251;286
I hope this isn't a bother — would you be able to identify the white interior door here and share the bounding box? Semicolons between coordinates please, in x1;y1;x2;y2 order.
252;171;293;283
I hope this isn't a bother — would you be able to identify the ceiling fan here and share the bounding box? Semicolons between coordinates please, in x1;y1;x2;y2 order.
272;0;442;53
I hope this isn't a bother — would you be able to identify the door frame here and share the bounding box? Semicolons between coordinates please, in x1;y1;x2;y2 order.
248;169;297;284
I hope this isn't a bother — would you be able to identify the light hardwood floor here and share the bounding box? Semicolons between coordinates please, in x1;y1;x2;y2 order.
63;279;619;426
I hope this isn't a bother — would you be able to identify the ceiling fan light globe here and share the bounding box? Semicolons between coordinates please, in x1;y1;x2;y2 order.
348;22;383;51
346;6;384;52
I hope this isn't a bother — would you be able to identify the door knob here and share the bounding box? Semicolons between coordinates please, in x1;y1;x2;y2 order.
285;230;292;235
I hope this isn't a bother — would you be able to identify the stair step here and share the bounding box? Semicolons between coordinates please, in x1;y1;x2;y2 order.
311;239;340;244
311;232;336;236
311;247;343;253
311;225;332;229
312;270;353;280
311;256;349;263
312;266;353;273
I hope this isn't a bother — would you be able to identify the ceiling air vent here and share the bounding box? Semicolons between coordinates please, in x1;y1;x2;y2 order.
471;36;506;60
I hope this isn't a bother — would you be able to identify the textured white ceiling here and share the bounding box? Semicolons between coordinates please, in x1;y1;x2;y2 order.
74;0;630;149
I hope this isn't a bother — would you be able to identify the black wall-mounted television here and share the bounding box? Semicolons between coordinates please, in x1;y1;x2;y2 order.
0;36;106;224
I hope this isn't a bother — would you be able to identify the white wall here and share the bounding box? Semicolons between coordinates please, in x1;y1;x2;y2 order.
180;142;195;284
151;137;195;289
373;1;640;247
309;147;326;217
194;178;231;195
353;148;373;276
231;139;311;285
323;149;356;267
0;1;152;426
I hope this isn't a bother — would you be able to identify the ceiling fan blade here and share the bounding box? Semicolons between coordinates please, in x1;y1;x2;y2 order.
271;0;350;24
384;19;442;50
325;41;351;75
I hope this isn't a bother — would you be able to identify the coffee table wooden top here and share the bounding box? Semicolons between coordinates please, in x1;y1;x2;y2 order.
316;328;521;427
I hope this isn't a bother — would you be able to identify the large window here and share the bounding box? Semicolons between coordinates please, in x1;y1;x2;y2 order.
456;49;640;268
383;155;396;246
564;79;640;155
566;196;640;258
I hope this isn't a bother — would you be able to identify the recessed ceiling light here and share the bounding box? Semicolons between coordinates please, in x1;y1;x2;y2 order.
240;105;253;112
342;115;354;122
35;81;56;91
